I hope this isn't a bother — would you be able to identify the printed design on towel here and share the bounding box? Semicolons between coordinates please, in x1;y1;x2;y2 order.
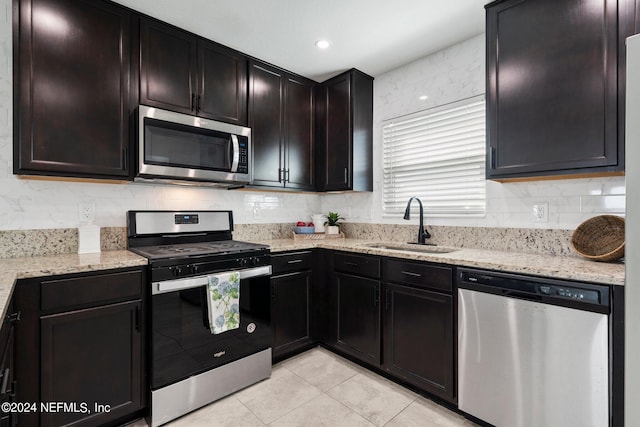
207;271;240;334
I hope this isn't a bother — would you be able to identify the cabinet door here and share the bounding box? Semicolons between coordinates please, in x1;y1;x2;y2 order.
384;283;454;402
0;300;16;427
486;0;625;179
335;273;381;366
284;76;315;190
140;18;197;114
198;40;248;125
316;69;373;191
40;301;143;427
271;271;312;358
15;0;132;178
320;74;351;190
249;61;285;187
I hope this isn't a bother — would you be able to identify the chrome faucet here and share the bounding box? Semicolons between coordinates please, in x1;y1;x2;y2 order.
403;196;431;245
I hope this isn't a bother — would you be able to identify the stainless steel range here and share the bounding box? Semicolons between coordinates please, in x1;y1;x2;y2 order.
127;210;272;427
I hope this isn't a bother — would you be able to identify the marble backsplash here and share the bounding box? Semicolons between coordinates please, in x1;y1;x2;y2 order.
0;222;583;258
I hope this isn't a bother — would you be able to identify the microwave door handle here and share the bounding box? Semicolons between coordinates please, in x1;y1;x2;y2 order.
230;134;240;172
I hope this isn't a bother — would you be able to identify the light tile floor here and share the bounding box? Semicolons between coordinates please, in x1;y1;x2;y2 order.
135;347;479;427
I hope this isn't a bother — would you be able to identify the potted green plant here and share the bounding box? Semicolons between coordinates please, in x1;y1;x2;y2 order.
324;211;343;235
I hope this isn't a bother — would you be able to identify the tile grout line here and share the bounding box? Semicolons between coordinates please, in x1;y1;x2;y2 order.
262;365;324;425
380;396;418;427
230;395;269;426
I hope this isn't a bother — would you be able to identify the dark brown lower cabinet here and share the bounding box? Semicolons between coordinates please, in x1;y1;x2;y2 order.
382;259;455;403
272;271;312;358
40;301;142;427
334;273;381;366
383;283;454;402
270;251;315;361
14;267;145;427
0;300;17;427
327;253;455;403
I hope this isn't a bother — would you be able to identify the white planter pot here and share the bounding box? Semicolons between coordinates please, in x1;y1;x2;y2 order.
325;226;340;235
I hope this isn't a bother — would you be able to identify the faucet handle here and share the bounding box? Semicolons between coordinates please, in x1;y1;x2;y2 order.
423;228;431;239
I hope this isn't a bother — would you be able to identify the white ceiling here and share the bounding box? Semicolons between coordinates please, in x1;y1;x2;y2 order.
113;1;487;82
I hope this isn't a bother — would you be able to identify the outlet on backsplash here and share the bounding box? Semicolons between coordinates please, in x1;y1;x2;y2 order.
532;203;549;223
79;203;95;224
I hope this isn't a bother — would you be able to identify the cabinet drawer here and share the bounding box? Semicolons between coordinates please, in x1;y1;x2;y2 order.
272;251;313;274
384;259;452;293
334;253;380;279
41;269;143;313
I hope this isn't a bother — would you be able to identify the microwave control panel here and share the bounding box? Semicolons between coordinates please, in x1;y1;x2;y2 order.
238;139;248;173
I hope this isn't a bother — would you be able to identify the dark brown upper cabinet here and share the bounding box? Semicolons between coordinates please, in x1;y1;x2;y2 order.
486;0;635;180
140;18;248;125
14;0;135;179
316;69;373;191
249;61;315;190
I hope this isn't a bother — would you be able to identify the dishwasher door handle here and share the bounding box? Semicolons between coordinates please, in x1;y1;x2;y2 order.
502;289;542;301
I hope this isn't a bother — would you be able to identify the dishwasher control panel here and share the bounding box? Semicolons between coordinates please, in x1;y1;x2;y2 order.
538;285;600;304
458;268;610;313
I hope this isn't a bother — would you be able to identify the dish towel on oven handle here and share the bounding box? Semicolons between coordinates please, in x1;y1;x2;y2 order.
206;271;240;334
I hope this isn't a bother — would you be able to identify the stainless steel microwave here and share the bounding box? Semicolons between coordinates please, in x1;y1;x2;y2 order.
136;105;251;187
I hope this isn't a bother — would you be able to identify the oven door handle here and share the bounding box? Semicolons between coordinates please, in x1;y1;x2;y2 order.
152;265;272;295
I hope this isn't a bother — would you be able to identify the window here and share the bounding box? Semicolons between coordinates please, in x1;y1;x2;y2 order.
382;95;486;217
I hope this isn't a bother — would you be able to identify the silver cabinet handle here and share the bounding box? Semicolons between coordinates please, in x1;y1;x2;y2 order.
0;368;9;395
401;271;421;277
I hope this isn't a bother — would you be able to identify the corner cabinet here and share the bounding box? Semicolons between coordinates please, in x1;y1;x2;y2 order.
485;0;635;180
14;267;146;427
316;69;373;191
249;61;315;190
140;18;248;125
327;252;455;403
14;0;135;179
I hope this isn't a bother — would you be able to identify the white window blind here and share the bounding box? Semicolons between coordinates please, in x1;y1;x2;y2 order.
382;95;486;217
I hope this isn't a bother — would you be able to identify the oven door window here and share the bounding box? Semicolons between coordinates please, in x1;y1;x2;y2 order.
151;275;270;390
144;117;232;171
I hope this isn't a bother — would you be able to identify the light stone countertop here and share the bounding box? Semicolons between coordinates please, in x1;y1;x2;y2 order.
259;238;625;286
0;251;148;319
0;239;624;323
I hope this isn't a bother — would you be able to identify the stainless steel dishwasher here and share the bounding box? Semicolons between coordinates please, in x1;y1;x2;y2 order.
457;268;610;427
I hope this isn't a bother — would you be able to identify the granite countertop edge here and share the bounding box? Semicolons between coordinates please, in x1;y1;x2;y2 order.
0;251;148;320
260;238;625;287
0;239;624;321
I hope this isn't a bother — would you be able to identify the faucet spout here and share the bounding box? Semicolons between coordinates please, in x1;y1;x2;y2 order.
403;197;431;244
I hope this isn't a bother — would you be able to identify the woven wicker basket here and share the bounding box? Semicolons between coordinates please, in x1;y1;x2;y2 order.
571;215;625;262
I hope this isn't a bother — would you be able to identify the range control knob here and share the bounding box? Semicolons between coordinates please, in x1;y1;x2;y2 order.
191;264;200;274
237;258;248;268
171;266;184;277
251;257;259;266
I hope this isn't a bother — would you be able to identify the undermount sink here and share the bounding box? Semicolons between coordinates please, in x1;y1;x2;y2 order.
363;243;458;254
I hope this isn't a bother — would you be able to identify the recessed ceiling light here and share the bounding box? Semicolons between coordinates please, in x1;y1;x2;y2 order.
315;40;330;49
419;95;428;101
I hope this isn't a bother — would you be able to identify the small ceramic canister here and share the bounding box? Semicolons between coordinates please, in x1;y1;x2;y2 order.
311;214;326;233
